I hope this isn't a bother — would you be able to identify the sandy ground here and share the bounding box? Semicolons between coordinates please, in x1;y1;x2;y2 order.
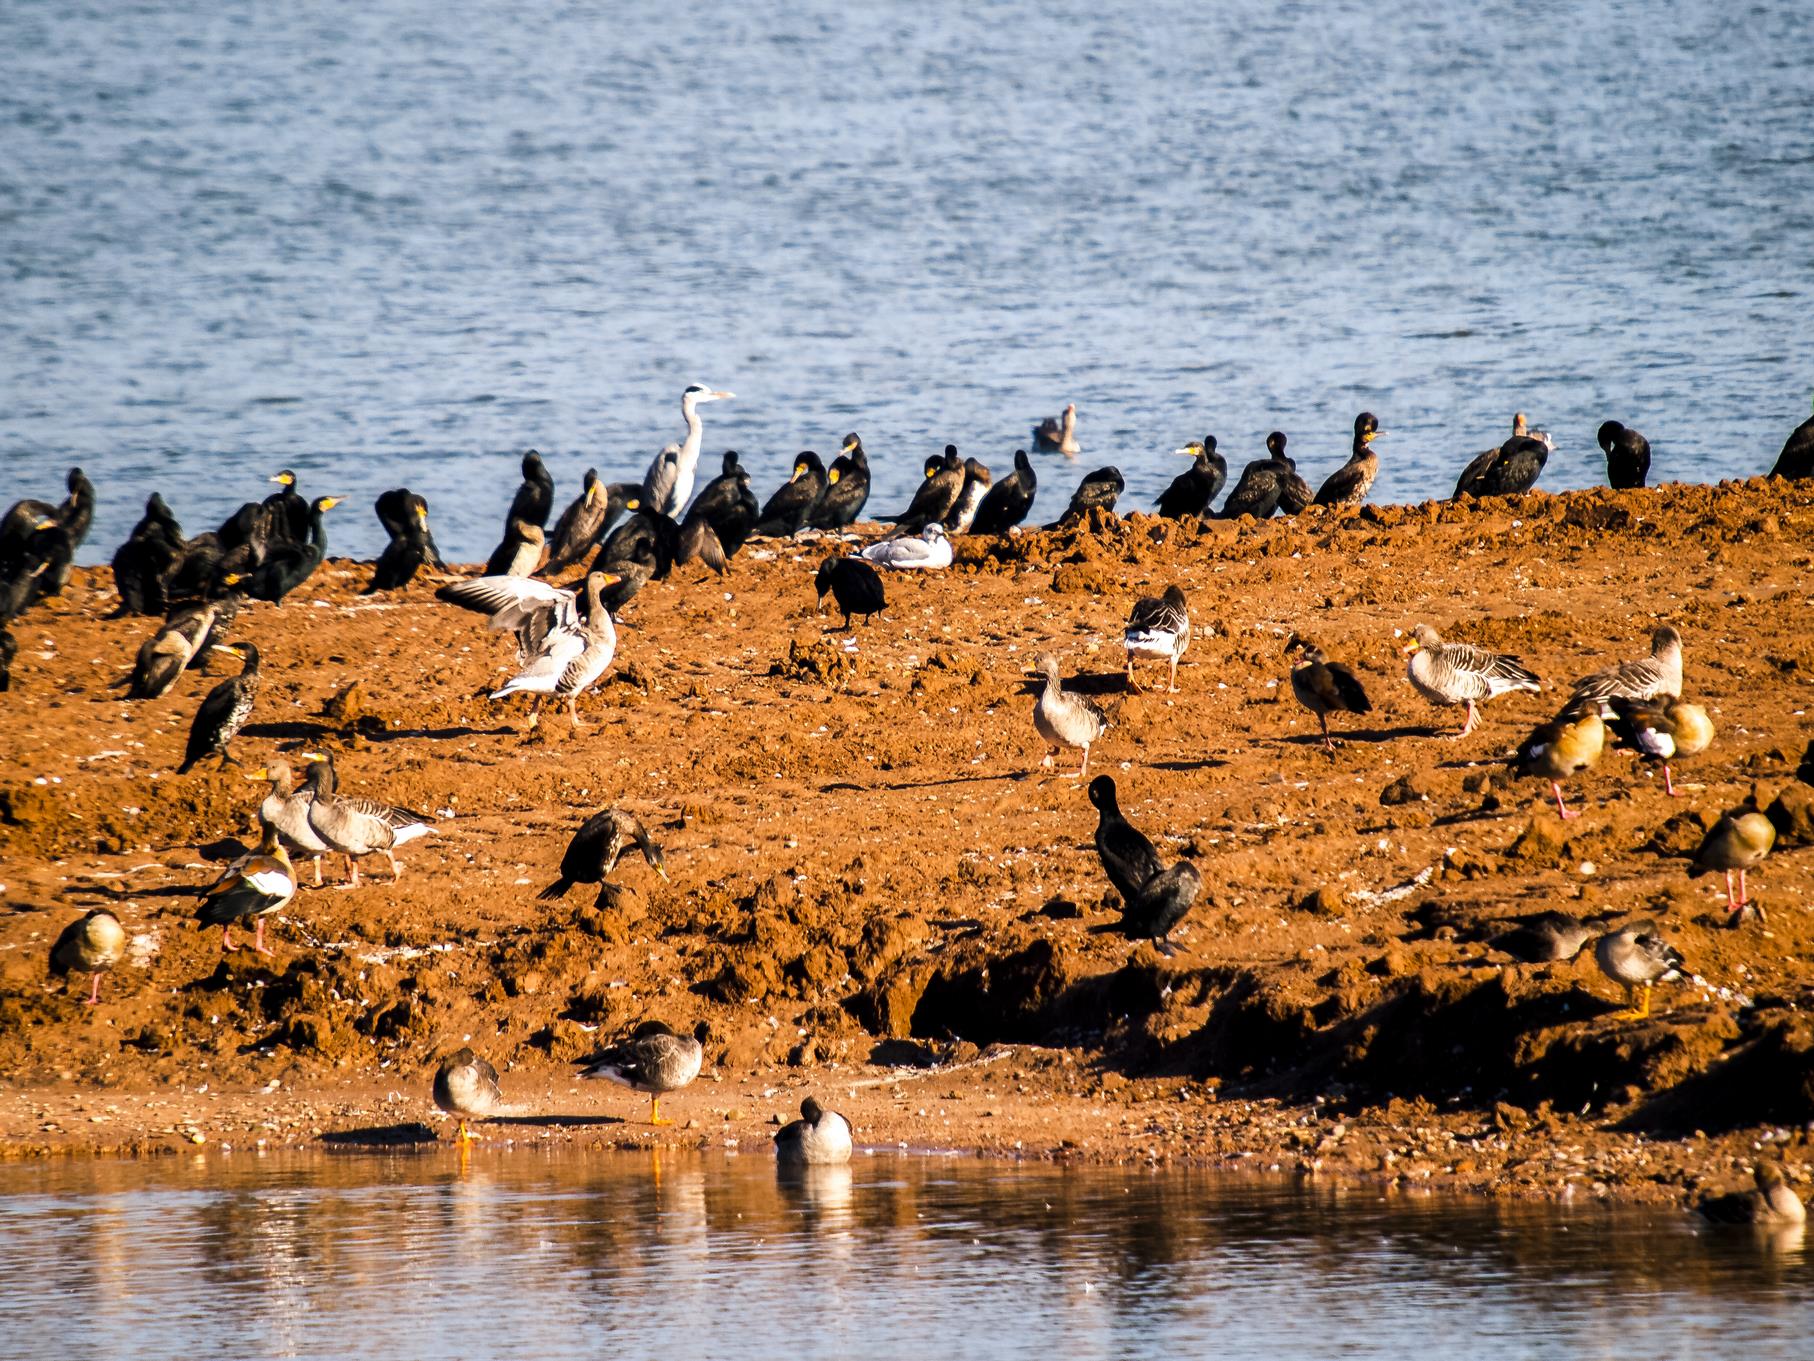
4;476;1814;1210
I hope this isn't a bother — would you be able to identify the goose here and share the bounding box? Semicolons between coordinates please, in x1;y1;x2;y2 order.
1124;585;1191;692
50;909;126;1005
579;1021;705;1125
437;572;622;727
775;1097;854;1166
1029;653;1111;778
1401;623;1541;737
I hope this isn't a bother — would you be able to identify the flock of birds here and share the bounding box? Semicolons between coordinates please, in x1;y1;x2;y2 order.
10;385;1814;1211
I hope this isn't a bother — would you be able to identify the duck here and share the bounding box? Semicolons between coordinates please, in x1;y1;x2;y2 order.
541;470;621;575
1124;585;1191;692
196;819;295;955
1769;396;1814;480
970;450;1038;534
752;451;828;538
1285;635;1373;751
1699;1163;1807;1226
49;909;126;1005
1032;402;1079;455
1597;421;1652;489
1489;910;1598;964
177;644;261;773
857;523;952;571
436;572;622;728
943;458;994;533
1606;696;1713;797
1218;433;1293;519
810;434;871;530
1508;703;1605;820
1087;775;1201;954
537;808;668;907
245;495;341;603
1156;439;1227;519
1046;466;1125;527
883;448;965;531
249;757;331;886
684;454;760;559
1029;653;1112;778
1401;623;1542;738
112;493;186;616
578;1020;705;1125
1313;413;1383;507
1690;805;1776;923
775;1097;854;1166
301;754;433;889
815;556;886;628
1566;625;1684;714
433;1047;505;1143
365;489;447;592
1593;918;1685;1020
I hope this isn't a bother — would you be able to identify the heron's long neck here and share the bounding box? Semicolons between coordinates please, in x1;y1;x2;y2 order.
680;395;706;466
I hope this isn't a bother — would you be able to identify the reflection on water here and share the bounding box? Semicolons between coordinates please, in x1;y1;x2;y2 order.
0;1152;1808;1360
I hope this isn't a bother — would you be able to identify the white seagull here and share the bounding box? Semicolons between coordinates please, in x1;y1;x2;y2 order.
858;523;952;570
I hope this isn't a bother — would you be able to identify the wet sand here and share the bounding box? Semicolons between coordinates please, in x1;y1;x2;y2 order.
3;478;1812;1208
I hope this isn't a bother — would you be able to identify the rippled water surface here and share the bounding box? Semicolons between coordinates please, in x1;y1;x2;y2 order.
0;1152;1809;1360
2;0;1812;563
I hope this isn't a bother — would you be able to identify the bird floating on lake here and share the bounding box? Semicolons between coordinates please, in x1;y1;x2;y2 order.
1032;401;1079;455
775;1097;854;1166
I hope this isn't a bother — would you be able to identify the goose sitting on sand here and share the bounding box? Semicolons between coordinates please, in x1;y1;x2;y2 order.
775;1097;854;1166
433;1047;506;1143
1566;625;1683;714
858;523;952;571
579;1021;705;1125
1285;635;1372;751
1509;703;1605;820
50;909;126;1005
1401;623;1541;738
1699;1163;1806;1226
1593;919;1686;1020
1691;804;1776;924
436;571;622;728
1124;585;1191;693
1029;653;1112;779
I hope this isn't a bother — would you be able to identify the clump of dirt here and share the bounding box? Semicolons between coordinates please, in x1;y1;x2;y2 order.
773;637;858;690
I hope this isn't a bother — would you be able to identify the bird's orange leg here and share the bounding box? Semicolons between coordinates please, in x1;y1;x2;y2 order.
1552;782;1579;820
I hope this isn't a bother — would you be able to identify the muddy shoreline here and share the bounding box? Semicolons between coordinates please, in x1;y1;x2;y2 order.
4;478;1813;1211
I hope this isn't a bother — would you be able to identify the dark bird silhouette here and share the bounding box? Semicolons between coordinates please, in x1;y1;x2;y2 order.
177;643;261;773
815;556;886;628
1453;414;1552;498
245;496;341;602
539;809;667;906
1596;421;1652;489
112;493;186;616
1285;634;1373;751
1219;433;1293;519
1;467;93;602
483;451;555;572
1156;438;1227;518
1046;466;1124;528
753;451;828;538
943;458;994;533
596;503;681;581
971;450;1038;534
883;448;964;531
810;434;871;529
684;453;759;559
541;469;626;575
1313;413;1383;507
365;489;445;593
1088;775;1200;954
1770;398;1814;480
1032;402;1079;455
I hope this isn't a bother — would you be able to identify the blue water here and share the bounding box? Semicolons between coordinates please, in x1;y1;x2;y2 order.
0;1151;1808;1361
2;0;1811;564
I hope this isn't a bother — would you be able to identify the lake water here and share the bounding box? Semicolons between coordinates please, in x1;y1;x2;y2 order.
2;0;1811;565
0;1150;1807;1360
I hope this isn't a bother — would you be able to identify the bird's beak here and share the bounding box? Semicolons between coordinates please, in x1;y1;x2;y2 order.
789;465;805;483
34;516;57;530
601;573;622;586
656;865;669;882
320;496;342;510
272;473;293;486
1171;447;1195;457
708;390;734;402
842;437;858;453
1400;640;1420;655
1366;430;1385;443
298;751;326;762
828;469;841;485
222;572;244;585
625;497;640;511
587;483;603;505
924;467;936;480
416;507;428;524
211;644;244;659
247;768;269;781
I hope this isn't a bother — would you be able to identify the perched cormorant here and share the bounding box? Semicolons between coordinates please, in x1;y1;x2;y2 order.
365;489;444;593
483;451;554;573
245;496;341;603
1219;434;1292;519
753;452;828;538
262;470;311;548
883;448;964;531
1156;439;1227;518
1046;466;1124;527
810;434;871;529
127;596;242;700
537;808;668;906
1454;413;1552;497
972;450;1037;534
775;1097;854;1166
1086;775;1199;954
1032;402;1079;455
943;458;993;532
177;643;261;773
596;503;680;579
112;493;186;616
1313;413;1383;507
815;556;886;628
684;454;759;558
1;467;93;599
542;469;619;575
1770;397;1814;480
1596;421;1652;489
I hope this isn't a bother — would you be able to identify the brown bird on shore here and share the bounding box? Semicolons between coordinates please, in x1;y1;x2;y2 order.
537;808;668;907
1285;635;1372;751
1567;625;1684;714
1489;910;1599;964
1509;703;1605;820
578;1020;705;1125
250;757;331;887
1606;696;1713;797
301;754;433;889
1313;412;1383;507
1029;653;1113;778
195;819;296;955
1401;622;1541;738
1699;1162;1807;1226
1690;804;1776;923
433;1047;506;1142
50;909;126;1005
1593;918;1686;1020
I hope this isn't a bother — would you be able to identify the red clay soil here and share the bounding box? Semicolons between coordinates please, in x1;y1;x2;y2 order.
3;478;1814;1209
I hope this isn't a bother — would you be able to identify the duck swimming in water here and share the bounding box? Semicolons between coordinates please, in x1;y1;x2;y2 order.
775;1097;854;1166
1032;402;1079;455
